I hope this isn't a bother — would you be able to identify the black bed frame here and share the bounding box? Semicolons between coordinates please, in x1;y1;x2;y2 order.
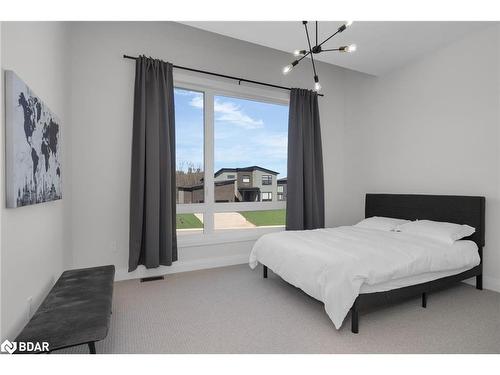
262;193;485;334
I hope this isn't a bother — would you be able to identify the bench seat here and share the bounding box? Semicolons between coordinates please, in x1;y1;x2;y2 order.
15;265;115;354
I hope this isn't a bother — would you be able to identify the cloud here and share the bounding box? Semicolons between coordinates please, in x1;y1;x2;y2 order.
189;95;204;108
189;96;264;129
214;131;288;176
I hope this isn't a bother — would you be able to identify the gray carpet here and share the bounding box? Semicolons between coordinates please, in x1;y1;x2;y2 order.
59;264;500;354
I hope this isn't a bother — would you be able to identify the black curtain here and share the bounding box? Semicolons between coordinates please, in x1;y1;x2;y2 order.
286;88;325;230
129;56;177;272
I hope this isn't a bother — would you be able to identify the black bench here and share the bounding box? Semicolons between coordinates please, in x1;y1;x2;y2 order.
15;265;115;354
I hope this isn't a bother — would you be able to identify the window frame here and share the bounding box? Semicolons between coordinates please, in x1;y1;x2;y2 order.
174;72;288;245
262;175;272;185
261;192;273;202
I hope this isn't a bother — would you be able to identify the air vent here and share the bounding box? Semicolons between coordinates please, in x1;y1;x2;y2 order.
140;276;164;283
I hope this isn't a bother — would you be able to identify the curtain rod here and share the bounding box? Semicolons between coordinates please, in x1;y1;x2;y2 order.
123;54;324;97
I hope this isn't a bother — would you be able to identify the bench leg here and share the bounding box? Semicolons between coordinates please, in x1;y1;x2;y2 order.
422;292;427;308
476;275;483;290
351;299;359;334
263;265;268;279
88;342;96;354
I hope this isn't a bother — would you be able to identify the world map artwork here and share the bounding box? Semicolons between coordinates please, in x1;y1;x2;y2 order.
5;71;62;208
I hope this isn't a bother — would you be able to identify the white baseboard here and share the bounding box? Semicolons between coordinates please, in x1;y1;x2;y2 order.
116;255;500;294
463;275;500;293
481;275;500;292
114;253;249;281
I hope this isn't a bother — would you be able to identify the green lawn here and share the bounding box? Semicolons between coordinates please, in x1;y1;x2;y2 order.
176;214;203;229
239;209;286;227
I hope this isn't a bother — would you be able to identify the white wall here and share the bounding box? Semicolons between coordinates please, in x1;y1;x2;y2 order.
67;22;349;281
343;24;500;291
2;21;497;340
0;22;71;340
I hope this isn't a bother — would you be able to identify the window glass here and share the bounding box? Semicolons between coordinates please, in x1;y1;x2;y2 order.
174;88;204;204
262;175;272;185
262;192;272;201
176;213;203;233
214;210;285;229
214;95;288;203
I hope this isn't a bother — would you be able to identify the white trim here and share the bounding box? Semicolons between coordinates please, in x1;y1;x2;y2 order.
203;89;215;235
115;253;249;282
174;71;289;105
463;275;500;293
177;225;283;247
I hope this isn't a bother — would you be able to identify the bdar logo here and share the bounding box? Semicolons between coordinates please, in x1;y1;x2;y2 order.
1;339;17;354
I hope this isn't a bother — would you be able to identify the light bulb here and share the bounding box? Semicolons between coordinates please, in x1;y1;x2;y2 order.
338;20;354;32
314;81;322;92
347;44;357;52
283;64;293;75
293;50;302;57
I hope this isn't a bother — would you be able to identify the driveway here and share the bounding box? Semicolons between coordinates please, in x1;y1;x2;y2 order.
194;212;256;230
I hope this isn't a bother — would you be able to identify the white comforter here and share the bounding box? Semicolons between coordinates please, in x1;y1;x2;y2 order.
249;226;480;329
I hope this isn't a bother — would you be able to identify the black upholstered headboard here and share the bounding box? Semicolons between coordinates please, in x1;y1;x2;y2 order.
365;194;485;248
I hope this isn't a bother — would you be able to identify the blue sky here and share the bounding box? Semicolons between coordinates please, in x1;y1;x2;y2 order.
174;88;289;178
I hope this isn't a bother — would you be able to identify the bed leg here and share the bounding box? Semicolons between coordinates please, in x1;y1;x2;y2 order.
421;292;427;308
351;299;359;334
476;274;483;290
263;265;268;279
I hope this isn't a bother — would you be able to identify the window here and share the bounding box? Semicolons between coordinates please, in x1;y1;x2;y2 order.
175;80;288;238
277;185;284;193
262;192;272;201
277;193;284;201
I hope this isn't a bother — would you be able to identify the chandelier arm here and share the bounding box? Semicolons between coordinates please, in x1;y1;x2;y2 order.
296;50;312;63
318;29;341;48
304;22;318;78
315;21;318;46
321;48;341;52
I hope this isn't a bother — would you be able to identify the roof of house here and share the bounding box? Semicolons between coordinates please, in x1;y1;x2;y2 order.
214;166;279;177
178;179;236;191
277;177;287;183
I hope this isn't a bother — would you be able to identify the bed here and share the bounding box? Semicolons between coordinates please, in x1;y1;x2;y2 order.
249;194;485;333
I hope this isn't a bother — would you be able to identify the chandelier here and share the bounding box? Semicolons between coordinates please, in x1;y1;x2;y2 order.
282;21;357;92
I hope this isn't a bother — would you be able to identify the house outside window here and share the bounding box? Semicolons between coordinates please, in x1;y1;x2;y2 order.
262;175;272;185
277;178;287;201
242;175;250;183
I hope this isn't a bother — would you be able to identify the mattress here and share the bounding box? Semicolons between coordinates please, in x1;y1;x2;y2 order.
249;226;480;329
360;240;478;293
360;267;473;293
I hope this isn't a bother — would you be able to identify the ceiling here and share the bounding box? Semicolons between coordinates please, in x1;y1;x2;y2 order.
181;21;491;76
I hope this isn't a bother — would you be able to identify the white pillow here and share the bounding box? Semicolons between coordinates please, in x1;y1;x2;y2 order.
354;216;411;231
397;220;475;244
